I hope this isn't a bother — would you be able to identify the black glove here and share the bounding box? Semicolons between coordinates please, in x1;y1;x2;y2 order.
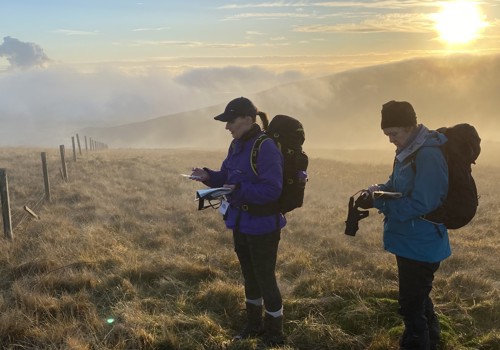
345;196;369;236
355;191;373;209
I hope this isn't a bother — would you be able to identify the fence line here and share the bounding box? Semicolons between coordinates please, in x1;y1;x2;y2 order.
71;137;77;162
60;145;68;182
41;152;51;203
0;168;13;240
76;134;82;156
11;191;45;231
0;135;109;240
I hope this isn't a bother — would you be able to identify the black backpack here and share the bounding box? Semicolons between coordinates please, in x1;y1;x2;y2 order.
413;123;481;229
251;115;308;214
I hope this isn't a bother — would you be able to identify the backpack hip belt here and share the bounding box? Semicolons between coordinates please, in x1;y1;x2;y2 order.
235;201;281;217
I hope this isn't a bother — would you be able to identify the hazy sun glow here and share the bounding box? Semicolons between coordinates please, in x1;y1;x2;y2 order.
434;1;487;44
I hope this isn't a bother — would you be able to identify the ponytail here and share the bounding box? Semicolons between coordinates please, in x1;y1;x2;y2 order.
257;111;269;131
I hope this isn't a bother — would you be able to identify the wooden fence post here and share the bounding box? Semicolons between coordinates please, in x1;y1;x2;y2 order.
76;134;82;155
41;152;51;202
71;136;77;162
84;136;88;152
0;169;13;240
60;145;68;182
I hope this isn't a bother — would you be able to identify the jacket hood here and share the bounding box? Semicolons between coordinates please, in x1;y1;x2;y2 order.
396;125;447;163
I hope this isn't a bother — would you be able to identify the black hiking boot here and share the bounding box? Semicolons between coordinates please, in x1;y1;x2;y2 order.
427;312;441;350
262;313;285;346
232;303;263;341
399;316;430;350
400;334;427;350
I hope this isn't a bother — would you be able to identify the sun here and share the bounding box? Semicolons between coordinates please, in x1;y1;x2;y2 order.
433;1;487;44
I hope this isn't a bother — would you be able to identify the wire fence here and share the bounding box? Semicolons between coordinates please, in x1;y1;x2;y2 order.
0;134;108;240
11;191;46;231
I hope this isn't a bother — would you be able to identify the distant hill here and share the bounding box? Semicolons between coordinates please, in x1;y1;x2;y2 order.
81;54;500;150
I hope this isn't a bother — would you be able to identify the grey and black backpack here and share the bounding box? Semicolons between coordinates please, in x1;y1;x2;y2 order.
251;115;308;214
413;123;481;229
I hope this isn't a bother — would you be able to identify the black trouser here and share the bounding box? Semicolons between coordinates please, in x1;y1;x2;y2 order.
233;229;282;313
396;255;440;349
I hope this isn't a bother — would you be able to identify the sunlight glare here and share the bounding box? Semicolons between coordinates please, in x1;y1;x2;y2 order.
434;1;487;44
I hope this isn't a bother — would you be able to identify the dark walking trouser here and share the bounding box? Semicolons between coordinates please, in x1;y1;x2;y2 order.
233;229;282;313
396;255;440;350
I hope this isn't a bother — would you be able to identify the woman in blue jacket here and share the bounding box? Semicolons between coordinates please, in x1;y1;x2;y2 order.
360;101;450;350
191;97;286;346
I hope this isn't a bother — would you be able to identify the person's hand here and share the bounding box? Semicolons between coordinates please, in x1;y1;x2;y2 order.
355;190;374;209
367;184;380;194
190;167;209;182
223;184;237;192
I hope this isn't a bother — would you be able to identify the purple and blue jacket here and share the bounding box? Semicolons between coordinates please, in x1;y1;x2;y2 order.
204;125;287;235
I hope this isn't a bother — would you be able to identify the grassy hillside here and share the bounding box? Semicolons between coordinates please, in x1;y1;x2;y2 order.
0;148;498;349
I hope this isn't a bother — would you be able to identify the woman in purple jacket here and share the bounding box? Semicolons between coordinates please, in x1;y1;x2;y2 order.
191;97;286;345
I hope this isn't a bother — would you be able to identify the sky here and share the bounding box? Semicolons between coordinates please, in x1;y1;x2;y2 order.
0;1;499;145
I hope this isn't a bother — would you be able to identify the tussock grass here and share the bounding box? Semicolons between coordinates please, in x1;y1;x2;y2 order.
0;148;498;349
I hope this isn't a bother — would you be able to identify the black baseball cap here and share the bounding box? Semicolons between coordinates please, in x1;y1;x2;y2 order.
214;97;258;122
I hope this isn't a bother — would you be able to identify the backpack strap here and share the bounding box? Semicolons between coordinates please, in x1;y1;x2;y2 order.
410;152;417;173
250;134;270;175
391;154;417;176
407;148;446;224
244;133;280;216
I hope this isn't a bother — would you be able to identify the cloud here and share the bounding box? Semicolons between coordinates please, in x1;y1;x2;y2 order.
130;40;255;49
313;1;438;10
53;29;99;36
295;13;433;33
3;52;499;149
224;12;309;20
216;1;444;28
174;66;303;93
0;63;305;146
219;3;304;9
219;1;438;10
132;27;169;32
79;54;500;150
0;36;50;69
246;31;265;35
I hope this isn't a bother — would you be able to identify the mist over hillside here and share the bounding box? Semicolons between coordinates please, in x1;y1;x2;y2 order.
81;54;500;151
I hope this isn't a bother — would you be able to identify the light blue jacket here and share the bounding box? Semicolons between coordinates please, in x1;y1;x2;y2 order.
374;125;451;263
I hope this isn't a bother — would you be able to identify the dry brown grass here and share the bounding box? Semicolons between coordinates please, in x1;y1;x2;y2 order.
0;147;499;349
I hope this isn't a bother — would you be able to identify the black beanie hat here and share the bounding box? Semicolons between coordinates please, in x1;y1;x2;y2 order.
381;100;417;129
